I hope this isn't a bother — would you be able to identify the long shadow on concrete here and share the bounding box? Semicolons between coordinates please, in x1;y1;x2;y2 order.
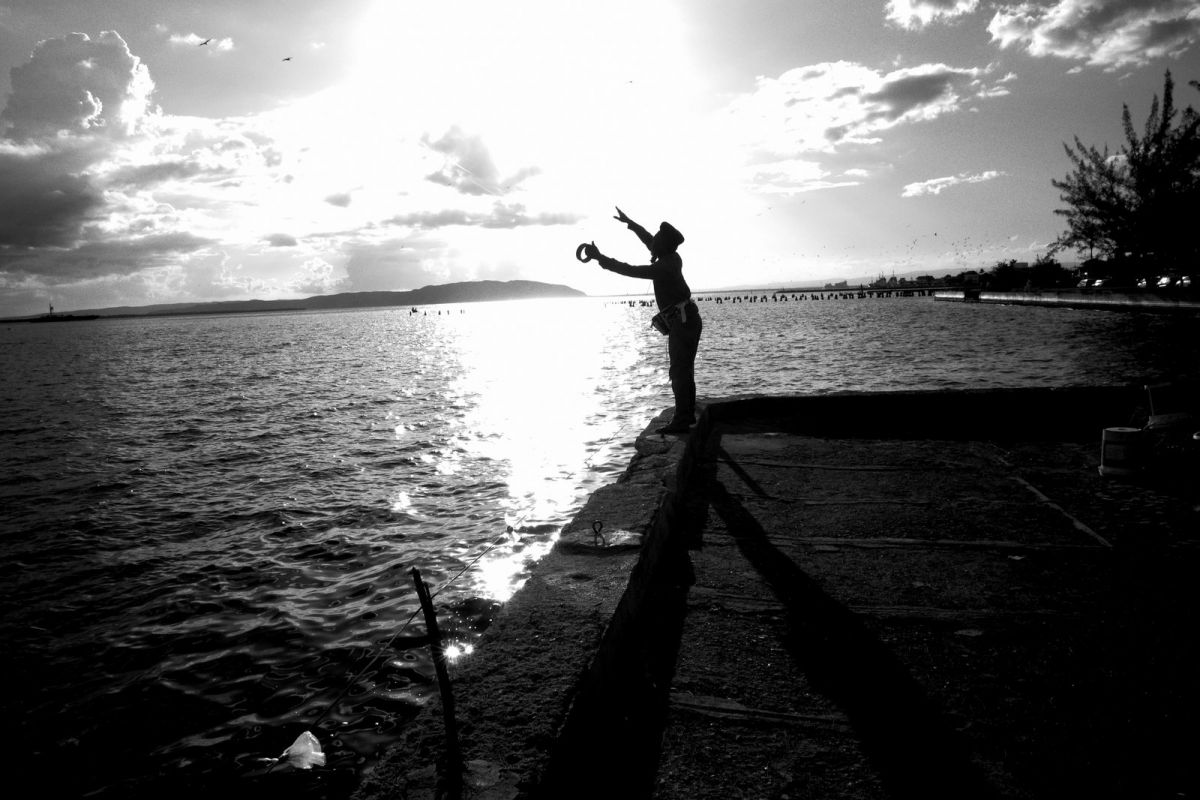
534;507;695;799
698;439;999;800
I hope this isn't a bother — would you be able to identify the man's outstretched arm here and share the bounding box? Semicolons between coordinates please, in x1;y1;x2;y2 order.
594;254;664;279
614;206;654;251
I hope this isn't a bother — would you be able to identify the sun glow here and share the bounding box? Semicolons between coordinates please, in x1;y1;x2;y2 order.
350;1;693;150
209;0;760;298
342;0;724;210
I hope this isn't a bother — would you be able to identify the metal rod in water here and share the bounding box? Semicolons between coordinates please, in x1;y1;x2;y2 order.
411;567;463;800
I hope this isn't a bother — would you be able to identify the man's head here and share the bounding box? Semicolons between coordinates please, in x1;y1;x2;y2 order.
650;222;685;259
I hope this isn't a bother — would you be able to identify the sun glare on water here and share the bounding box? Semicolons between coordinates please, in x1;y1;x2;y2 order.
437;297;632;602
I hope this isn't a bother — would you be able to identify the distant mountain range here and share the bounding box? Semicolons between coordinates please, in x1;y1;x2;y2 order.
12;280;586;320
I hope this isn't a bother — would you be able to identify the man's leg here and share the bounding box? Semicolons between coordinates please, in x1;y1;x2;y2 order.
666;313;702;428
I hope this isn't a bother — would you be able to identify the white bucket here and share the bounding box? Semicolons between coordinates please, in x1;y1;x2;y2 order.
1099;427;1142;477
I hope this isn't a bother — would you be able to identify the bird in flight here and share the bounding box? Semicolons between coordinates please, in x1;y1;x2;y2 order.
199;37;212;46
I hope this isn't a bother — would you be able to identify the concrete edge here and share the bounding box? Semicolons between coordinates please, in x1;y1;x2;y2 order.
350;385;1159;799
350;407;690;800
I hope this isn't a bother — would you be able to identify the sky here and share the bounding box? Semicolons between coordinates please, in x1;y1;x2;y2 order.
1;0;1198;317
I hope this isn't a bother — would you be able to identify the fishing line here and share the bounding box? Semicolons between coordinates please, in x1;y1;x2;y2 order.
415;138;506;198
302;525;515;735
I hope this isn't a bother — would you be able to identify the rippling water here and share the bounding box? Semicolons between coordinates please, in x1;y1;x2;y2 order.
2;295;1197;798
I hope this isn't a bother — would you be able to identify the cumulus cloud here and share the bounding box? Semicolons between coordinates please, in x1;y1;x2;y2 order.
421;127;540;196
887;0;980;30
988;0;1200;69
901;169;1004;197
289;257;342;295
0;31;156;140
0;31;169;256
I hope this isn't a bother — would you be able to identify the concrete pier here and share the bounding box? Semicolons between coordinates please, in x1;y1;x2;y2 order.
352;387;1199;800
934;289;1200;312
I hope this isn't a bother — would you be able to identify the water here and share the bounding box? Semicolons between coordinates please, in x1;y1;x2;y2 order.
2;295;1197;798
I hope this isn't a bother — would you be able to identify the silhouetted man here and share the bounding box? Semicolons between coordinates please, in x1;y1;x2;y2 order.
583;207;702;434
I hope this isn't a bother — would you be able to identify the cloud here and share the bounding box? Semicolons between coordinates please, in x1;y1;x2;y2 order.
0;28;594;316
864;69;980;121
342;237;441;291
887;0;980;30
105;158;218;188
0;141;106;247
0;231;214;282
421;127;540;196
0;31;156;140
0;31;176;253
988;0;1200;69
901;169;1004;197
289;257;341;295
385;202;580;230
167;31;235;51
478;203;579;229
743;159;863;194
727;61;1004;159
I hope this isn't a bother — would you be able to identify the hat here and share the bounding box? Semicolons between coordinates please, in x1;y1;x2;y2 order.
657;222;685;250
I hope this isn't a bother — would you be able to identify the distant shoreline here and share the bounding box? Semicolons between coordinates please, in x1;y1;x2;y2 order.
0;279;583;323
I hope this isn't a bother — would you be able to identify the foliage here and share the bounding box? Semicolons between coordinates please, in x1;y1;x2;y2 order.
983;255;1074;291
1052;72;1200;279
985;259;1025;291
1029;254;1075;289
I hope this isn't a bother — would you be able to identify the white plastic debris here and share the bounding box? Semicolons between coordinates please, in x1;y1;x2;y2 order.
280;731;326;769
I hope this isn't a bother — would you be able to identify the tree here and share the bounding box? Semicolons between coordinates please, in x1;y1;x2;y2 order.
985;259;1025;291
1029;254;1073;289
1052;72;1200;281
